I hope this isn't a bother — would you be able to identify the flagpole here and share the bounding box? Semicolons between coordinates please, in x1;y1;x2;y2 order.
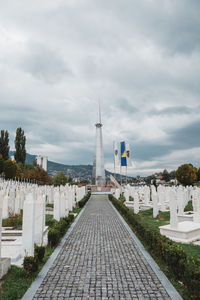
126;165;127;185
120;165;122;186
113;142;116;179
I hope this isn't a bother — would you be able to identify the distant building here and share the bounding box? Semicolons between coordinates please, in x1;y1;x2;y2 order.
36;155;48;171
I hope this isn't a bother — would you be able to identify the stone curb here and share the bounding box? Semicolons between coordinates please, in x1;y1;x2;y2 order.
21;204;87;300
109;200;183;300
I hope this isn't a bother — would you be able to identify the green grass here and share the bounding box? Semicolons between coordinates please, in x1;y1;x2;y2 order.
73;207;82;214
0;246;56;300
119;196;126;203
0;266;33;300
46;203;54;208
138;209;170;231
184;200;193;212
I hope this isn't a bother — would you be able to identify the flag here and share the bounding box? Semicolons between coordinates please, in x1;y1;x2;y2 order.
113;141;119;167
121;141;127;166
126;143;132;166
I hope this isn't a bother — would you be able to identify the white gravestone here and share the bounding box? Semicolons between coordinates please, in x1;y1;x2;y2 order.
169;190;178;229
134;192;139;214
193;190;200;223
22;193;35;256
152;191;158;218
54;190;61;221
34;193;45;245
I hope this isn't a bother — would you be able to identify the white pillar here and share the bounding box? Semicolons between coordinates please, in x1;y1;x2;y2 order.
2;193;9;219
124;189;129;202
34;193;45;246
193;190;200;223
0;191;3;258
53;190;61;221
22;193;35;256
169;190;178;229
152;191;158;218
8;187;15;215
177;190;184;215
134;192;139;214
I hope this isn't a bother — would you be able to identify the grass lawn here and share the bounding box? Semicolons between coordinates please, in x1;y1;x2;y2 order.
138;209;170;231
0;245;55;300
136;208;200;260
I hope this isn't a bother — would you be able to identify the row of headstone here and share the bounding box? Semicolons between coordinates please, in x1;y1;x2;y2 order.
0;179;86;258
115;184;200;227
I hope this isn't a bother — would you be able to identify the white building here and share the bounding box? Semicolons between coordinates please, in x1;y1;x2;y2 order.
36;155;48;171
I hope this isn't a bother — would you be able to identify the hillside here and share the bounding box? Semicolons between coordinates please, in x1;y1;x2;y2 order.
9;152;125;182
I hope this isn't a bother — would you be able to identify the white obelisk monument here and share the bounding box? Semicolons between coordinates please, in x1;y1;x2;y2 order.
92;104;105;188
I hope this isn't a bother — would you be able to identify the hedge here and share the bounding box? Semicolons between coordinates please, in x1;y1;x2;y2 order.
47;192;90;247
109;194;200;299
78;192;91;208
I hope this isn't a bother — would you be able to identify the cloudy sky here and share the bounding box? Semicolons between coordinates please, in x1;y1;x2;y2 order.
0;0;200;176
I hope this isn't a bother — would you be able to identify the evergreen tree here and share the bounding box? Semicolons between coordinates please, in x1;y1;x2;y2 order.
0;154;4;174
0;130;10;160
4;160;17;179
14;127;26;164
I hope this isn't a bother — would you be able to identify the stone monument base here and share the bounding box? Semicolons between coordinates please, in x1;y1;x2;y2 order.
0;257;11;279
140;204;153;211
125;201;134;208
178;212;194;222
159;221;200;243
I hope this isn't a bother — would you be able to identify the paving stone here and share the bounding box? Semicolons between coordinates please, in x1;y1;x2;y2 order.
33;195;176;299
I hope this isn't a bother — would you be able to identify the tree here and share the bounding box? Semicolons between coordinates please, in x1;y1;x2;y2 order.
4;160;17;179
162;169;170;182
0;154;4;174
14;127;26;164
0;130;10;160
197;167;200;182
169;170;176;180
176;164;197;186
24;166;51;185
12;161;23;178
52;171;69;186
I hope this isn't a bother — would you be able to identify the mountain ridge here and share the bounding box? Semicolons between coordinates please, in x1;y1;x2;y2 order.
9;151;125;182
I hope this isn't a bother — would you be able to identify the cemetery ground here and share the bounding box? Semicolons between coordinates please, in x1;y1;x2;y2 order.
111;195;200;300
0;193;89;300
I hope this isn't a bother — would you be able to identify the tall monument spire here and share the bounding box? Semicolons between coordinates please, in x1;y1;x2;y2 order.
92;102;105;187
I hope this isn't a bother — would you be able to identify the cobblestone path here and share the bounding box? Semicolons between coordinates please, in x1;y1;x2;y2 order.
33;195;174;299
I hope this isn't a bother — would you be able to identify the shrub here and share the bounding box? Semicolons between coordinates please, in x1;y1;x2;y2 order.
45;215;57;227
78;192;91;208
68;214;74;223
48;228;60;247
2;213;22;228
23;256;38;274
34;245;45;262
54;219;67;236
63;216;70;226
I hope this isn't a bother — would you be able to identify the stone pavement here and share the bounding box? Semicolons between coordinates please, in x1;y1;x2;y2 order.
25;195;182;300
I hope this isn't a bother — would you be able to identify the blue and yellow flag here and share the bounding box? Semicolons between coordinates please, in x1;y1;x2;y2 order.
121;141;127;166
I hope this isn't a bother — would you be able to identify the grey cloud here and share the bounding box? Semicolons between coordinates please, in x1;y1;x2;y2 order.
169;120;200;150
115;98;138;114
150;106;197;116
21;43;71;84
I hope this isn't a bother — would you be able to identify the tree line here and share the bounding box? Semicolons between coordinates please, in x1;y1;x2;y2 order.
0;128;51;184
